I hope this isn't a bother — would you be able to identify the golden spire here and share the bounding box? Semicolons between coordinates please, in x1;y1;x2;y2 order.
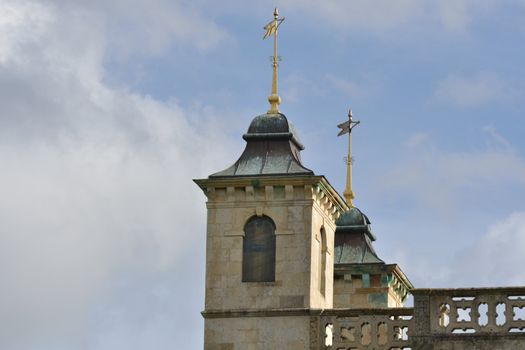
263;7;284;115
337;109;360;206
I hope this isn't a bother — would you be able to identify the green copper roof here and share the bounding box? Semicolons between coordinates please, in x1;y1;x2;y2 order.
210;113;313;177
334;207;384;265
335;207;375;240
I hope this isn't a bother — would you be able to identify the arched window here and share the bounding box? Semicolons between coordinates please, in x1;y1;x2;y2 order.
319;227;327;295
242;216;276;282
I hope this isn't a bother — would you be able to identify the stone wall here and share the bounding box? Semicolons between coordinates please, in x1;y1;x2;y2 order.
333;264;411;308
199;176;343;312
204;315;311;350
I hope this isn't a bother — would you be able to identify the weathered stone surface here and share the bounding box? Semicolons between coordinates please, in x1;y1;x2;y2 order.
195;175;346;349
317;287;525;349
204;316;310;350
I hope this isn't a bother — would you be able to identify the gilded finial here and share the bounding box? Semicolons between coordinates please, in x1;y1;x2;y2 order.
337;108;360;206
263;8;285;115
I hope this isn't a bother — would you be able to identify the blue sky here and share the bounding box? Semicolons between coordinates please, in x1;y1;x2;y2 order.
1;1;525;349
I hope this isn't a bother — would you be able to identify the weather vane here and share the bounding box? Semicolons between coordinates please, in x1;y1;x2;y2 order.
337;108;360;206
263;7;285;115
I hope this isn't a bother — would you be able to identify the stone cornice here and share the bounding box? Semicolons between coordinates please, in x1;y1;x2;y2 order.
194;175;348;220
202;307;414;319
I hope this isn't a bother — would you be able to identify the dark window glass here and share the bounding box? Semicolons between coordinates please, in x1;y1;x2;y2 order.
320;227;327;295
242;216;276;282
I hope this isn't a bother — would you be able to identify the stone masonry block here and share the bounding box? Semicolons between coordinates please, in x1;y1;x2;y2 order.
215;208;232;224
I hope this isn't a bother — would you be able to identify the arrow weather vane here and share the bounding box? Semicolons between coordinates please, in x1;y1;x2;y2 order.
337;108;360;206
263;8;285;114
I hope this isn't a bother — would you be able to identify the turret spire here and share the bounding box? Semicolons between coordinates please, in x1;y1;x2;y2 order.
337;108;360;206
263;8;284;114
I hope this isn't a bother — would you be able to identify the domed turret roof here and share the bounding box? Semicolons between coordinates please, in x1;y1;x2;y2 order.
334;206;383;265
335;206;371;227
243;113;304;149
247;113;291;134
210;113;312;177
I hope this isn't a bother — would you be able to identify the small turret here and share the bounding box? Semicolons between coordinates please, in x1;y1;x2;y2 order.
333;109;412;308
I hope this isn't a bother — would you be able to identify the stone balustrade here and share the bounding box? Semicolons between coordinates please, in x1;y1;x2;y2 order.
318;287;525;349
415;287;525;335
319;308;413;349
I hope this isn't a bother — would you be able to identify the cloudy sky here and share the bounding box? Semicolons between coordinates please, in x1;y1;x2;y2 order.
1;0;525;349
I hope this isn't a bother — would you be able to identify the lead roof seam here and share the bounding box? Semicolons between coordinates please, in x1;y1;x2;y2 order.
233;159;240;175
260;149;268;174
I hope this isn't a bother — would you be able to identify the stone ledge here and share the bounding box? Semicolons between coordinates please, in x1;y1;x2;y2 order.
202;308;321;319
413;334;525;341
202;307;414;319
206;200;314;209
322;307;414;317
412;286;525;296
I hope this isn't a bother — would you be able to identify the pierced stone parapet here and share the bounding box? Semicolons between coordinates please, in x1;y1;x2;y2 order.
413;287;525;335
314;287;525;349
318;308;413;349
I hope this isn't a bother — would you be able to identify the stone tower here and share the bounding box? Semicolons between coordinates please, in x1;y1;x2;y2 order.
194;113;348;349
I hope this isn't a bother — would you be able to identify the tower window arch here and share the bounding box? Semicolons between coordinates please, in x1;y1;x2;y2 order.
242;215;276;282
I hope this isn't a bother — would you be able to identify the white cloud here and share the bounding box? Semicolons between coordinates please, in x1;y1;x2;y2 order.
281;73;371;107
482;124;513;151
276;0;498;36
324;74;369;99
283;0;423;33
433;73;509;107
404;132;430;148
281;72;326;104
0;1;53;64
453;211;525;287
380;132;525;212
0;1;233;348
31;0;231;60
370;129;525;289
435;0;472;34
99;0;231;57
397;211;525;288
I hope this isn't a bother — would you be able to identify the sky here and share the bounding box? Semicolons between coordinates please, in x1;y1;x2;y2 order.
1;0;525;349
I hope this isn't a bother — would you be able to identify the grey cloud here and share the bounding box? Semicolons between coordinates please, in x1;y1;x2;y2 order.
39;0;230;58
452;211;525;287
433;73;510;107
0;1;233;349
378;140;525;214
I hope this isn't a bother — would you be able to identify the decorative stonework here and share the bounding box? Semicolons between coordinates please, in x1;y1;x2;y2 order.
319;308;413;349
317;287;525;349
196;176;347;242
415;287;525;335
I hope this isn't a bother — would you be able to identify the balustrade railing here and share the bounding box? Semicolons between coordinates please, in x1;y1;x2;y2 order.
319;287;525;349
320;308;413;349
419;287;525;335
